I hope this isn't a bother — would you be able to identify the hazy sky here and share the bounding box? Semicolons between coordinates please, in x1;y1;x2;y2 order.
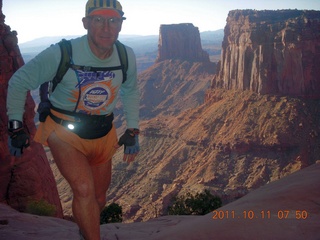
3;0;320;43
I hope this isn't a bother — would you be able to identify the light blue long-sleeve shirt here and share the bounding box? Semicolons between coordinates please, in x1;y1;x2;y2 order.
7;35;139;129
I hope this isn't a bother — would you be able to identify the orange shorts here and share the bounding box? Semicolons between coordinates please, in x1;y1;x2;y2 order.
34;110;118;166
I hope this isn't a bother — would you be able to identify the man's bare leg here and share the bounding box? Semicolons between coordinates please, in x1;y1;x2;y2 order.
91;160;112;211
48;132;100;240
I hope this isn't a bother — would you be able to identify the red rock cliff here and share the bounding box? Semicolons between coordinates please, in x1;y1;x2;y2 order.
212;10;320;98
156;23;210;63
0;0;63;217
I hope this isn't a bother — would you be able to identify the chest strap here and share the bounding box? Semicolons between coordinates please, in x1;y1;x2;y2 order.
70;64;123;72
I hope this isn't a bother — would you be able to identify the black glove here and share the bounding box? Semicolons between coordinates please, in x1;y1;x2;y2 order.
8;120;30;157
37;100;52;122
118;129;140;154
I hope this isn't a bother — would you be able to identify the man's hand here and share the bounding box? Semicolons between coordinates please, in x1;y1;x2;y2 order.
8;120;30;157
115;129;140;163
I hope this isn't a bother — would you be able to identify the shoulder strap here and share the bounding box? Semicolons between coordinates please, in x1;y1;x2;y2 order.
115;40;128;83
50;39;127;92
39;39;71;102
51;39;72;92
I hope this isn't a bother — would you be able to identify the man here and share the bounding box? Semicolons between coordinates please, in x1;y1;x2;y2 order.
6;0;140;239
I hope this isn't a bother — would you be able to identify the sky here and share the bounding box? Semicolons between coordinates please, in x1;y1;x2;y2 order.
2;0;320;44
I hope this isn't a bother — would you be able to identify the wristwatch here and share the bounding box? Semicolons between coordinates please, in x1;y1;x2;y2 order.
8;120;23;132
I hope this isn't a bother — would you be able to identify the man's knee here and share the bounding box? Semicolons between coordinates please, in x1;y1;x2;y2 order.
73;181;95;199
96;194;106;210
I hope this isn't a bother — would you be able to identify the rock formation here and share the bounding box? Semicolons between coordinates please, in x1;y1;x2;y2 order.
0;0;63;217
156;23;210;63
212;10;320;98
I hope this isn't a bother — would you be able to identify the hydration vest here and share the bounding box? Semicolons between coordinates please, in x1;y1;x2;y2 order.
37;39;128;122
39;39;128;103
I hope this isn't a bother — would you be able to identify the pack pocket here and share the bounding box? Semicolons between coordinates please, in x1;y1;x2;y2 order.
49;112;114;139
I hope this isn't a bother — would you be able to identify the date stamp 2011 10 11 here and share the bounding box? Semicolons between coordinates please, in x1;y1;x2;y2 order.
212;210;309;220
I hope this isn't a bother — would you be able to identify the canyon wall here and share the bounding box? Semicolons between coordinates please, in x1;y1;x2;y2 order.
212;10;320;98
0;0;63;217
156;23;210;63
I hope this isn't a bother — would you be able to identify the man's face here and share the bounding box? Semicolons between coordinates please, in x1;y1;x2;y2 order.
83;14;122;52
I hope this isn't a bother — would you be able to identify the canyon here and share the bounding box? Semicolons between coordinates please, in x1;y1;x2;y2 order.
108;10;320;222
0;2;320;239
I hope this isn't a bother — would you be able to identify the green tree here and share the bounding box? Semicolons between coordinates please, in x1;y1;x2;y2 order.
100;202;123;224
167;189;221;215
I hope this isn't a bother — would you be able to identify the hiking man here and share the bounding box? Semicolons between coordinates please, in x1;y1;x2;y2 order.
6;0;140;239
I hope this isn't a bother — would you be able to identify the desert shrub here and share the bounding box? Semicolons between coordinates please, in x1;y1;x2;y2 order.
100;202;123;224
26;199;56;217
167;189;221;215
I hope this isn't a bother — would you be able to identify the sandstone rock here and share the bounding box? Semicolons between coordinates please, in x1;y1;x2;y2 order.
0;0;62;217
156;23;210;63
213;9;320;98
